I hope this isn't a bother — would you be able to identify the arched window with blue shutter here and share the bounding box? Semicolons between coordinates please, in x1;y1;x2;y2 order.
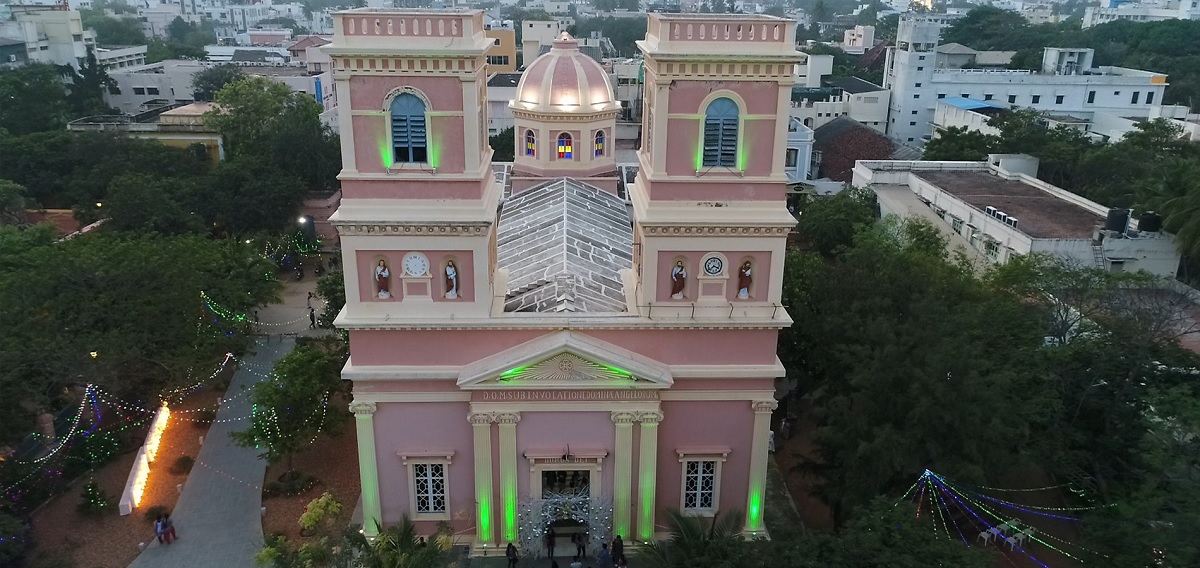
702;97;739;168
390;93;427;163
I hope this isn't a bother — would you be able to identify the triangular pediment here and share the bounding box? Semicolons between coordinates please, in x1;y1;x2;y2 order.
457;331;673;389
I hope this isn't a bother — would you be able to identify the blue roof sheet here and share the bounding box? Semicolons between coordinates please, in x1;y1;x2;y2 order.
940;97;1005;111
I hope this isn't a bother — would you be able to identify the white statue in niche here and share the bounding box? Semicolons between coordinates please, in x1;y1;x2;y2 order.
670;260;686;299
375;260;391;299
445;260;458;299
737;261;752;299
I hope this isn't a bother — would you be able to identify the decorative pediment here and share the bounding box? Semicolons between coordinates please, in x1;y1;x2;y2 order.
457;331;673;389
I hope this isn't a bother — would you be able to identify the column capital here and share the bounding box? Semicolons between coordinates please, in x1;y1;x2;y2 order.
611;411;639;425
637;410;664;425
495;412;521;425
752;400;778;414
350;402;378;416
468;412;494;425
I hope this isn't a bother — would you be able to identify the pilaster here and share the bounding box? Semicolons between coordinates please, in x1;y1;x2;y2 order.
635;411;663;543
611;411;638;540
351;402;382;538
745;400;777;535
469;412;496;546
496;412;521;543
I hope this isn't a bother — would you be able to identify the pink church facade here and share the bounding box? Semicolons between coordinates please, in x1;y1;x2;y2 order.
323;10;799;553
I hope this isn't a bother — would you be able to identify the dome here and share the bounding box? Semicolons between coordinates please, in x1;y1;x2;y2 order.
511;33;620;115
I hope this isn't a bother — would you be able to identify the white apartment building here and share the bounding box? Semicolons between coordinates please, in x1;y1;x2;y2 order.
139;4;203;38
789;53;890;133
884;16;1169;146
933;96;1200;142
0;8;96;69
486;72;520;135
853;157;1181;276
521;20;566;62
839;24;874;55
105;59;335;119
1082;0;1200;28
95;44;147;69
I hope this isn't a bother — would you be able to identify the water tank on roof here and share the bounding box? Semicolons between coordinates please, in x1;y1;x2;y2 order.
1139;211;1163;233
1105;208;1130;233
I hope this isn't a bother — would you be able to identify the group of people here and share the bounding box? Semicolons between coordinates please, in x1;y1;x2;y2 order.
154;513;178;545
505;532;629;568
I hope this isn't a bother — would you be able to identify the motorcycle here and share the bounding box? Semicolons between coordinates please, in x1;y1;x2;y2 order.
294;266;304;281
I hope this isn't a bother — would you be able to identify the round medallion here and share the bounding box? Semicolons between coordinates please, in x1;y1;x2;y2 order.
558;358;574;372
704;256;724;276
402;252;430;276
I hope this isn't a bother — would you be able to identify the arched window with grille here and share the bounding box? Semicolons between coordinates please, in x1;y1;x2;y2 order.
557;133;573;159
390;93;428;163
594;130;605;157
525;129;536;156
702;97;739;168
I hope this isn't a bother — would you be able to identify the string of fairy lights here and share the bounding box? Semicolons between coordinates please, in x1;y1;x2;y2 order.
900;469;1114;567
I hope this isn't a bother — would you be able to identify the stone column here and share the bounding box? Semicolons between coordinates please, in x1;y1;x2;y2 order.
350;402;382;538
744;400;777;535
470;412;496;547
496;412;521;544
635;411;663;543
611;411;638;540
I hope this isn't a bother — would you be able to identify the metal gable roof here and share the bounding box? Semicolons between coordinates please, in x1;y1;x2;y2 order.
496;178;634;313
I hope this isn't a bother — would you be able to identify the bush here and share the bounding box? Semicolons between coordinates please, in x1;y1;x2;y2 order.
299;492;342;534
0;510;28;566
280;473;318;496
169;455;195;475
76;480;111;516
143;504;168;522
263;481;283;498
192;410;216;427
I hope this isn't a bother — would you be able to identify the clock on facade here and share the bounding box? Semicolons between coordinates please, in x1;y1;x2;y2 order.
703;256;724;276
402;252;430;277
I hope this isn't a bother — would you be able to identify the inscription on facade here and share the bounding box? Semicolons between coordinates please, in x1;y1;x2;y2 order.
478;390;659;401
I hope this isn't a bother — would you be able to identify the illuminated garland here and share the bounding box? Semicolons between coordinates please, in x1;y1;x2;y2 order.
17;385;92;465
901;470;1113;566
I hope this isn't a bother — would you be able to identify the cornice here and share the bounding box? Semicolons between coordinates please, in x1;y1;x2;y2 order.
510;109;622;122
334;222;491;236
640;225;792;237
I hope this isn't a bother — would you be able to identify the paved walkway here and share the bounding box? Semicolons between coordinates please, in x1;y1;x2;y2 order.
128;277;332;568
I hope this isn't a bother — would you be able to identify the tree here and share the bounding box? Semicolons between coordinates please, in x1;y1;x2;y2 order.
489;127;516;162
200;159;307;235
643;509;746;568
784;220;1052;525
793;187;876;257
921;126;997;161
104;174;206;235
191;64;246;102
232;343;347;474
0;180;29;227
64;47;117;118
1137;160;1200;260
205;77;341;191
0;64;71;134
0;231;277;444
80;11;148;45
0;510;27;566
315;269;345;328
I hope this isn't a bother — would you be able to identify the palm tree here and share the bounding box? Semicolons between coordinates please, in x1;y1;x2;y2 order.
340;518;452;568
1137;160;1200;260
642;509;746;568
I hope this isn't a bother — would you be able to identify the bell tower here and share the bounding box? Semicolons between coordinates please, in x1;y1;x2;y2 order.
632;14;801;318
323;9;499;325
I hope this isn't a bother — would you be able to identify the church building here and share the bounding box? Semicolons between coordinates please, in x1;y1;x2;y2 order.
323;10;799;553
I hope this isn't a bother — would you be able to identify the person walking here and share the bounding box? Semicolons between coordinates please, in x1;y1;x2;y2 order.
308;307;317;329
163;513;178;543
546;527;557;558
306;292;314;309
506;542;519;568
154;515;165;544
611;535;624;566
596;543;611;568
572;532;586;560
